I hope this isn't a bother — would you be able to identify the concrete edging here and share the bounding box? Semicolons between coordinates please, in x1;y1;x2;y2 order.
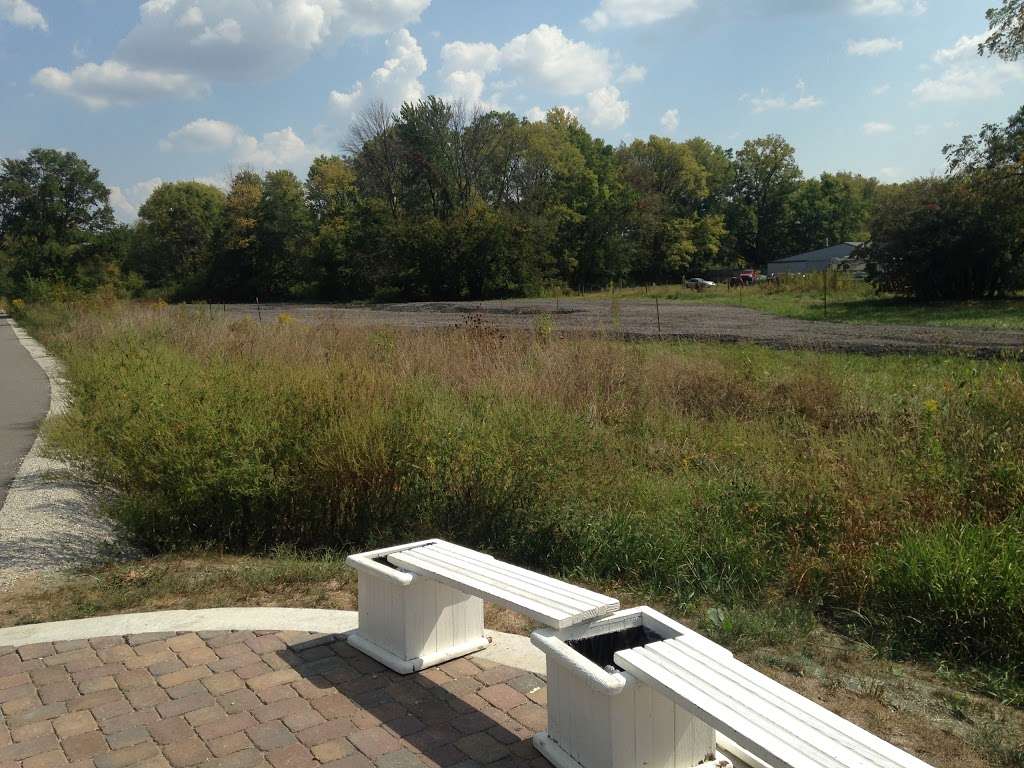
0;607;546;674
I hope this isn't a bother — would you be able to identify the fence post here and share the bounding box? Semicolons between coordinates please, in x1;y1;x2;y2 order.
655;297;662;337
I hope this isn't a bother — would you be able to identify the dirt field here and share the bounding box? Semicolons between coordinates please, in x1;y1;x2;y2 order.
215;299;1024;357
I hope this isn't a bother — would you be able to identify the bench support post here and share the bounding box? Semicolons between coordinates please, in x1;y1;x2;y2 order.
346;541;488;674
532;608;732;768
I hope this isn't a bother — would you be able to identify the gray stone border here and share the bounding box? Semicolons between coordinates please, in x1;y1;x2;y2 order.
0;607;544;673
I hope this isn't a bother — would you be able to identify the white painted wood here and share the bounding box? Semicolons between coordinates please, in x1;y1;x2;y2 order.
346;540;487;674
532;607;718;768
615;637;936;768
387;541;619;628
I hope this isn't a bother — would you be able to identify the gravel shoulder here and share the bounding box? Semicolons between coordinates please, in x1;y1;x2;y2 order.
221;299;1024;357
0;317;120;589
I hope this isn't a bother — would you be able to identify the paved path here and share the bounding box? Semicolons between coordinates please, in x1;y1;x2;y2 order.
0;317;120;589
0;314;49;511
0;630;549;767
218;300;1024;358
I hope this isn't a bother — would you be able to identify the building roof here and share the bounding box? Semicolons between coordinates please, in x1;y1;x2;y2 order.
769;242;863;266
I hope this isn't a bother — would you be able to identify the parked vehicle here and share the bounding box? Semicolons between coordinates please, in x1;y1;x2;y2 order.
685;277;716;291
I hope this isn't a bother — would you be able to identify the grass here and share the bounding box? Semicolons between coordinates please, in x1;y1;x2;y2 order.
592;276;1024;330
11;299;1024;682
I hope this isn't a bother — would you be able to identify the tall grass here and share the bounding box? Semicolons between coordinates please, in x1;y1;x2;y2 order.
16;300;1024;671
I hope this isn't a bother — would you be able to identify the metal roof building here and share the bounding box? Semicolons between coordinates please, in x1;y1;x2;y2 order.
767;242;863;274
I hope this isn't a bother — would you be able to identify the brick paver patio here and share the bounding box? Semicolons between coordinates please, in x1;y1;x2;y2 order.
0;631;550;768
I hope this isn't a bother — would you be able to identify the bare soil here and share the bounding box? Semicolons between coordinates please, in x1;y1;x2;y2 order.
216;299;1024;357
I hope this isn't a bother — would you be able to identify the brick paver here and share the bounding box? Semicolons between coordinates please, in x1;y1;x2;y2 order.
0;632;550;766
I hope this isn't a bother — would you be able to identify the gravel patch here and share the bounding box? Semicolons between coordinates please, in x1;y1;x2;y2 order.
0;320;122;590
215;299;1024;357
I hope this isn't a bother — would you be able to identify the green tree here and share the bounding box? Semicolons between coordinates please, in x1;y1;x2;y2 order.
131;181;225;295
619;136;725;280
784;172;878;254
981;0;1024;60
208;171;263;300
0;149;115;288
306;155;360;298
865;176;1023;299
729;136;803;265
255;170;312;299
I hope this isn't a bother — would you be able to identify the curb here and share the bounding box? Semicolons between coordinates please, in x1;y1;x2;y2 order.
0;607;546;674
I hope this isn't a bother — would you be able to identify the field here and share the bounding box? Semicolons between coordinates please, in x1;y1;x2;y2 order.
8;298;1024;764
593;275;1024;330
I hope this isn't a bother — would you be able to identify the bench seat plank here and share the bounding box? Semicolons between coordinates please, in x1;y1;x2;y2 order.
387;541;619;629
615;637;933;768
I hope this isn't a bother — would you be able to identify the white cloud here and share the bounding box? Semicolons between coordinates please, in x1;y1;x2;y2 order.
617;64;647;85
161;119;312;170
436;25;629;133
109;178;164;222
850;0;925;15
913;62;1024;102
586;85;629;129
34;0;430;110
660;109;679;134
0;0;47;30
160;118;240;151
863;121;895;135
526;106;547;123
327;28;426;126
744;86;823;114
116;0;430;82
501;25;611;95
933;32;989;64
847;37;903;56
790;95;823;110
915;31;1023;103
583;0;696;30
33;61;208;109
871;83;891;95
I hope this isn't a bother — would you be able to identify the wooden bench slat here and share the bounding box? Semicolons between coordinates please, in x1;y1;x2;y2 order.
387;542;619;629
616;638;934;768
413;543;615;610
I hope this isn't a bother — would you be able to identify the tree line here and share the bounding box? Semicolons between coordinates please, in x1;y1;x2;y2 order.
1;104;1021;303
2;104;884;303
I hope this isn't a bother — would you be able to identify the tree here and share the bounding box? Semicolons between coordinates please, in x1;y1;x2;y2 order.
784;172;878;254
208;171;263;300
131;181;225;295
0;149;115;287
255;170;312;299
618;136;725;280
981;0;1024;61
306;155;360;298
865;176;1024;300
729;136;802;265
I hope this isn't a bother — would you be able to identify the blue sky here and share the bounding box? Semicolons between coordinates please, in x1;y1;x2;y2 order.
2;0;1021;221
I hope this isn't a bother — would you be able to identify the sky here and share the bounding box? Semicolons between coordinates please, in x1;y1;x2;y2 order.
1;0;1021;222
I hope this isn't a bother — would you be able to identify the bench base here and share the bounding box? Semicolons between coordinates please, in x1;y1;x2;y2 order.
534;733;734;768
347;630;490;675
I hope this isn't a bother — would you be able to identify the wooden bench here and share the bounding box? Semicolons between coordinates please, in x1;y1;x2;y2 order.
614;636;935;768
346;539;619;674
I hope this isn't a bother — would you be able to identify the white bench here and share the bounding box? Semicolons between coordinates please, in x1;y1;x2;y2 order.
346;539;620;674
614;635;936;768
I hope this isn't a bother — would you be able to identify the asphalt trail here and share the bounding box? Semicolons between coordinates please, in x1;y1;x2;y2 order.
0;313;49;510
